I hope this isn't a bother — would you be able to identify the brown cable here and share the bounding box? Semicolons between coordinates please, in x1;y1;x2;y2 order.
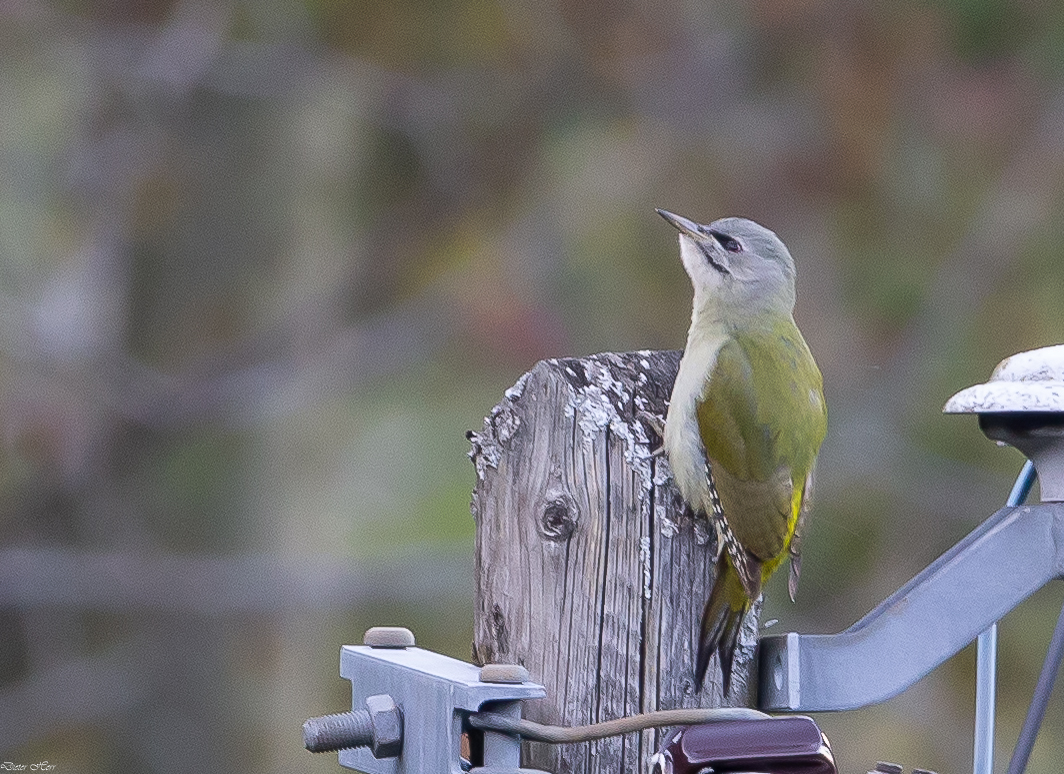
468;706;769;744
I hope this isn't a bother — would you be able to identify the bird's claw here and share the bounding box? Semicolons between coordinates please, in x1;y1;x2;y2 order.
637;410;667;457
712;520;726;561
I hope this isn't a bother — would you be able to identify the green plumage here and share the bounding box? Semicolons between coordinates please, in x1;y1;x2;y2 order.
698;322;825;566
694;321;826;691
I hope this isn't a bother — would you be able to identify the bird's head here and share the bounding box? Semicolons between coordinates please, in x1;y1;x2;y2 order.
656;209;797;323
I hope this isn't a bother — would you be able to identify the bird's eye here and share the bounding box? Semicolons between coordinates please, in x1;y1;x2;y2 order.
710;231;742;253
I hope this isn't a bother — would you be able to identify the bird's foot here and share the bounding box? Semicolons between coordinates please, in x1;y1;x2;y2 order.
637;410;666;457
710;518;726;561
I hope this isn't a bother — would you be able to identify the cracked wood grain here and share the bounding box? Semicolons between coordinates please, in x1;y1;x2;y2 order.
470;351;759;774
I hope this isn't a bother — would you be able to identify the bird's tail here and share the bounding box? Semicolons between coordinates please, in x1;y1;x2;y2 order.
695;555;749;694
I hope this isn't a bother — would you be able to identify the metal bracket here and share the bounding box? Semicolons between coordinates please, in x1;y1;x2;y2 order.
759;343;1064;713
330;631;546;774
759;501;1064;710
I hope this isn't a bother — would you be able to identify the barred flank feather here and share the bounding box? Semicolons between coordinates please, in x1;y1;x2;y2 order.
706;459;761;600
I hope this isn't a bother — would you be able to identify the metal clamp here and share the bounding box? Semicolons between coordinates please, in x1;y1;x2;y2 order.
304;627;548;774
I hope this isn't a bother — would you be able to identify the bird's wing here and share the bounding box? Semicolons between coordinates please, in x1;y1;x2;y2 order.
695;332;823;567
788;465;816;601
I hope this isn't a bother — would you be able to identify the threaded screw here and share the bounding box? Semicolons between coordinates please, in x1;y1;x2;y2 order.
303;710;373;753
304;694;403;758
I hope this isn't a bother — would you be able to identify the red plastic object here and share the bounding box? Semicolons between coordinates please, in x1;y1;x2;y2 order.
650;716;837;774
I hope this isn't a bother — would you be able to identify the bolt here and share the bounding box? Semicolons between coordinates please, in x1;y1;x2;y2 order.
303;710;372;753
912;770;939;774
871;764;903;774
363;626;416;648
303;694;403;759
479;663;530;684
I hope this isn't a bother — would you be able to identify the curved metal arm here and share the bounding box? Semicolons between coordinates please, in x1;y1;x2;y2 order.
759;500;1064;711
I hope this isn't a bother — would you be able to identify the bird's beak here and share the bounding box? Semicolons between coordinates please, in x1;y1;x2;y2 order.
656;209;705;241
657;208;730;275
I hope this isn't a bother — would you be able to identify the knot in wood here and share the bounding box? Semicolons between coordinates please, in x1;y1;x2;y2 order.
490;603;509;653
539;497;577;541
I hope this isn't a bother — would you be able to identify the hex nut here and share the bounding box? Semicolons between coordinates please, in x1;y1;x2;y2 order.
366;693;403;759
363;626;416;648
479;663;530;684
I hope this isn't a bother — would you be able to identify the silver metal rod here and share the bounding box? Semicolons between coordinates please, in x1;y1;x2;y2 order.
974;460;1035;774
1007;597;1064;774
481;701;522;768
974;624;998;774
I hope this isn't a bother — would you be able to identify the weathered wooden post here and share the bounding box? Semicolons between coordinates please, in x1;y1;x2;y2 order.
470;351;760;774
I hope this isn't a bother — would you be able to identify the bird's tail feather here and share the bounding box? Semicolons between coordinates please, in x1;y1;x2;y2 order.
695;555;749;695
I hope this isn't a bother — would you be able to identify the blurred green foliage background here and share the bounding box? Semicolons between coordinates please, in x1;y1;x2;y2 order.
3;1;1064;772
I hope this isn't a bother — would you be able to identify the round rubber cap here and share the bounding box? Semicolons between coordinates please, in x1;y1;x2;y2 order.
479;663;530;684
362;626;415;648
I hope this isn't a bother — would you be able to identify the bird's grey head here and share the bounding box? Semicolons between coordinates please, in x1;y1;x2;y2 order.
656;209;797;321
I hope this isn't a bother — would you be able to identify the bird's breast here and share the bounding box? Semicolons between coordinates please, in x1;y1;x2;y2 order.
664;329;727;512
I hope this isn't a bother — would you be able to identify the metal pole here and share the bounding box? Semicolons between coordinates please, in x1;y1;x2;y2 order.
1007;596;1064;774
974;460;1036;774
974;625;998;774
